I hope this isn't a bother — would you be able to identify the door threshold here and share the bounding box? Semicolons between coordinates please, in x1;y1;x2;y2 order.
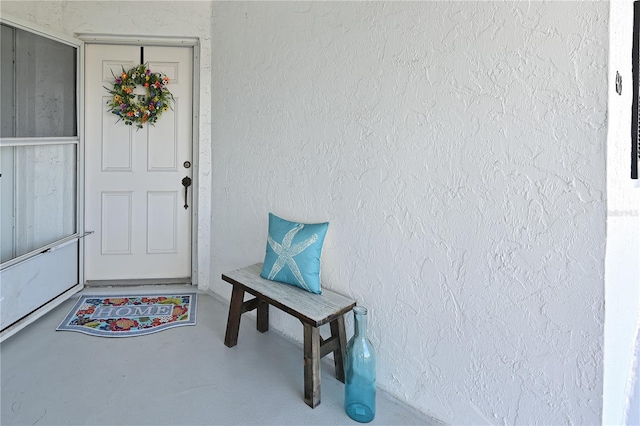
85;277;191;287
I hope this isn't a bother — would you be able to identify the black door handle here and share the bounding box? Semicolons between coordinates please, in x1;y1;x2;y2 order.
182;176;192;209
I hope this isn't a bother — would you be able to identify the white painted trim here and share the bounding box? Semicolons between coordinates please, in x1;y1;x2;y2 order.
190;41;201;286
0;232;92;271
77;41;86;289
77;33;199;48
0;284;83;343
0;137;78;147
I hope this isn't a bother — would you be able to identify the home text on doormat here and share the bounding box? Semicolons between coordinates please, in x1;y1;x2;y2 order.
57;293;197;337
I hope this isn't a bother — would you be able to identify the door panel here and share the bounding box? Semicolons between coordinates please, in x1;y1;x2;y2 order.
85;44;192;281
101;191;133;255
1;242;78;328
147;191;178;253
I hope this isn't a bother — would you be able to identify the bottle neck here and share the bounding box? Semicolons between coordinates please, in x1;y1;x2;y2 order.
353;306;368;337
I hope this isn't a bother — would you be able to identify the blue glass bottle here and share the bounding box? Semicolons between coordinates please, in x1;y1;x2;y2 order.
345;306;376;423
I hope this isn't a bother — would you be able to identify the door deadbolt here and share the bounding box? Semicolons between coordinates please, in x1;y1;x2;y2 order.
183;161;191;169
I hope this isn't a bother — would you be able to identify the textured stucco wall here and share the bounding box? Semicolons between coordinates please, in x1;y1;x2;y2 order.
210;2;608;424
605;1;640;424
0;0;213;289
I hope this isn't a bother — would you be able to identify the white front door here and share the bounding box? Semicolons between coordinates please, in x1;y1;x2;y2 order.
85;44;193;282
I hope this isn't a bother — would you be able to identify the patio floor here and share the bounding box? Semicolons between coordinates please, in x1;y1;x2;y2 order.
1;287;442;425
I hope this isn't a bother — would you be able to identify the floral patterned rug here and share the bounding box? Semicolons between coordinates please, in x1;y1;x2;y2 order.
57;293;197;337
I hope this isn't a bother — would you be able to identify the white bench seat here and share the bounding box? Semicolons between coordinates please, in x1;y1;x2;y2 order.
222;263;356;408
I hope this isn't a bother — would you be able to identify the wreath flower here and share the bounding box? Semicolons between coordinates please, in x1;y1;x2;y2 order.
105;64;173;129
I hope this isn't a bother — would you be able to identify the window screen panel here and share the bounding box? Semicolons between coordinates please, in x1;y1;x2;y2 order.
1;24;15;138
0;144;77;263
9;27;77;138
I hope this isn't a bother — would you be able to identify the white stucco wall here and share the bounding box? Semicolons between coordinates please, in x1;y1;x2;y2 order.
210;2;608;424
1;1;611;423
605;2;640;425
0;0;213;289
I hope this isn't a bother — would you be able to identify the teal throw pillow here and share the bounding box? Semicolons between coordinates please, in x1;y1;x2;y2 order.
260;213;329;294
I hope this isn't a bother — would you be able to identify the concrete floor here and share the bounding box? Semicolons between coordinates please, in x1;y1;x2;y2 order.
1;287;442;426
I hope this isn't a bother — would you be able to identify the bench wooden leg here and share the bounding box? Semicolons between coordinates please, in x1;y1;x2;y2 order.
303;323;321;408
224;285;245;347
257;299;269;333
330;315;348;383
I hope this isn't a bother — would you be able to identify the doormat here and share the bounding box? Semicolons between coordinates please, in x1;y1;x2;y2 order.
56;293;197;337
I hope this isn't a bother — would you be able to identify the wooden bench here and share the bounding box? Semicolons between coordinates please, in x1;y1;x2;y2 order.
222;263;356;408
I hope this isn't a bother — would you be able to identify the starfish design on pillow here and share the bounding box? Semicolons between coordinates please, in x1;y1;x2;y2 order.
266;223;318;292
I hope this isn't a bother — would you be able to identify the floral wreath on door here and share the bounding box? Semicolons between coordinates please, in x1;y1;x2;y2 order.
105;64;173;129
